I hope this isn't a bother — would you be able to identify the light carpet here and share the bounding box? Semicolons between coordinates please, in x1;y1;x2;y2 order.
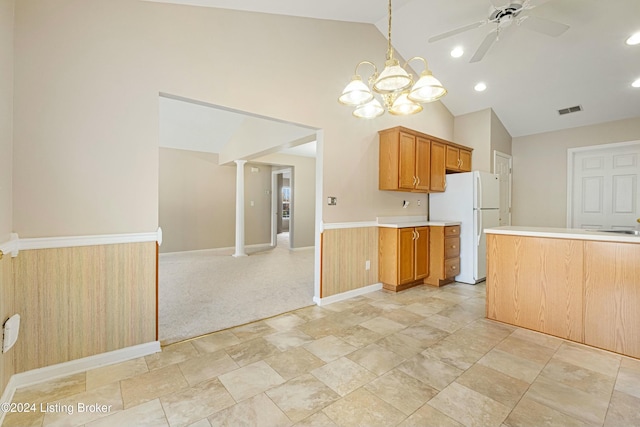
158;235;314;344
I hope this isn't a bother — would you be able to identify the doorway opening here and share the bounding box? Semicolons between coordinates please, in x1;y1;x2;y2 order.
157;93;321;345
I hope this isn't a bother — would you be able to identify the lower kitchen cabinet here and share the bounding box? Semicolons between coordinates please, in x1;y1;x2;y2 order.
424;225;460;287
378;226;429;292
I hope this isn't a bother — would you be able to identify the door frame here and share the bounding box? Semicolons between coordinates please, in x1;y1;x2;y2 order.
271;168;293;248
566;140;640;228
493;150;513;226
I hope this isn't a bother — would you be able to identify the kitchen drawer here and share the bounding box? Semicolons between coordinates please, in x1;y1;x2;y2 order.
444;257;460;278
444;237;460;259
444;226;460;238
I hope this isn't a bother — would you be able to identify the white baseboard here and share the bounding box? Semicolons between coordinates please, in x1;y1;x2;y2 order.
0;341;160;425
313;283;383;306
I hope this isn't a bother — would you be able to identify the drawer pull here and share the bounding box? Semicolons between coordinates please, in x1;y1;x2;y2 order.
452;266;456;270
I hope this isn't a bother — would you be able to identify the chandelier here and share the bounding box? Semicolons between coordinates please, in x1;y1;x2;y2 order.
338;0;447;119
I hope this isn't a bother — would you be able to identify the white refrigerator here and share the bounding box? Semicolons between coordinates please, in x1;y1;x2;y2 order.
429;171;500;284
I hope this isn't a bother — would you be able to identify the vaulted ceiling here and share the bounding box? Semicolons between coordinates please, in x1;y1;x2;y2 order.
151;0;640;138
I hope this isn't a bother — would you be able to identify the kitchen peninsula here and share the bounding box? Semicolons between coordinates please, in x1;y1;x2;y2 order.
485;226;640;359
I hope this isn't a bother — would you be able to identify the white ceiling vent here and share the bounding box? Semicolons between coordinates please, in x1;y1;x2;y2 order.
558;105;583;115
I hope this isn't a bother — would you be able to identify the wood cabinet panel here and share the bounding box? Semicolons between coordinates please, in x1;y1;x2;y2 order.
398;228;416;285
486;234;584;342
430;141;446;192
584;241;640;358
379;226;429;292
415;137;431;191
459;149;472;172
379;127;471;193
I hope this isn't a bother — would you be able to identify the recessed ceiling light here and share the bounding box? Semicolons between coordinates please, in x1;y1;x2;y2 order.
474;82;487;92
626;32;640;45
632;78;640;88
450;47;464;58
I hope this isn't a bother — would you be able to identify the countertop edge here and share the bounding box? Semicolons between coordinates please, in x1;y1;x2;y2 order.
485;226;640;244
378;221;461;228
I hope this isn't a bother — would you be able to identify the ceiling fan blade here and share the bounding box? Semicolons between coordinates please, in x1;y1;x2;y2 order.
470;31;498;63
519;15;569;37
428;20;487;43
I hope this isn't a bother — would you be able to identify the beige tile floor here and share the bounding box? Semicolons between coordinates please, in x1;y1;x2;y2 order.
4;282;640;427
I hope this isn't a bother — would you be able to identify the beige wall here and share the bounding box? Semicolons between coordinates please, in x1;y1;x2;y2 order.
0;0;14;395
159;148;272;253
0;0;13;242
512;116;640;227
453;108;512;173
453;108;492;172
254;153;316;248
12;0;454;238
490;109;512;170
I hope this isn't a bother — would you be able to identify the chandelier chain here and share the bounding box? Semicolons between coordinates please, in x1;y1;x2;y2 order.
387;0;393;60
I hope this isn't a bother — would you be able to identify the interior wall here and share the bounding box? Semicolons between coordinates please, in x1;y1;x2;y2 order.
159;148;272;253
0;0;15;394
255;153;316;248
244;164;273;246
12;0;455;239
0;0;13;242
512;116;640;227
453;108;492;172
490;109;512;171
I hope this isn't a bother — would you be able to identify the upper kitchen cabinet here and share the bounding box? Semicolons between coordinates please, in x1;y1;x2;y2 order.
379;127;471;193
445;144;472;173
379;127;430;192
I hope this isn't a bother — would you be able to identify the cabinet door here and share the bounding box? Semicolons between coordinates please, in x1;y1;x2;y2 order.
398;228;416;284
445;145;460;170
414;227;429;280
398;132;416;190
430;141;446;192
415;137;430;191
459;149;472;172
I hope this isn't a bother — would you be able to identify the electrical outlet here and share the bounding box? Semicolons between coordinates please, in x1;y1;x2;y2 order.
417;199;421;206
365;260;370;270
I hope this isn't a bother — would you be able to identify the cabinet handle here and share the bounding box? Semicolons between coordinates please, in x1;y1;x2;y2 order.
416;230;420;239
413;176;417;186
458;158;461;167
452;266;456;270
416;176;421;186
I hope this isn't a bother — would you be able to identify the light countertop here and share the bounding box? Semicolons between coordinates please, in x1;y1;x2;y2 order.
485;226;640;244
377;216;460;228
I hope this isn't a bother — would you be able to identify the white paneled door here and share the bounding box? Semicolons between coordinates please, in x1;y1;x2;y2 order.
570;142;640;229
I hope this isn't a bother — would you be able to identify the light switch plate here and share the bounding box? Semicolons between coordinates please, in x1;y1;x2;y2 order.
327;197;337;206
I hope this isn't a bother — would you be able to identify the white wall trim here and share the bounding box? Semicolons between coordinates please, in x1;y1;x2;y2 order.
313;283;383;306
0;233;19;258
322;221;377;231
17;227;163;252
0;341;160;425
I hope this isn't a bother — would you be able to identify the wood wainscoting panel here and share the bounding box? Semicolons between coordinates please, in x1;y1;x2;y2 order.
13;242;156;373
486;234;583;341
584;241;640;359
321;227;379;298
0;254;15;392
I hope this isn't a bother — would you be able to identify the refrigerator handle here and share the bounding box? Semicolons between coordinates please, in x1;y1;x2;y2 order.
477;209;482;246
476;173;482;209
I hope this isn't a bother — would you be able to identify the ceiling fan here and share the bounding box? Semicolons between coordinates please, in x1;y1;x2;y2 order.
428;0;570;63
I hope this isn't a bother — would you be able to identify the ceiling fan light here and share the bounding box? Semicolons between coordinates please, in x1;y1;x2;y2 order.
338;76;374;106
353;98;385;119
373;59;412;93
626;32;640;46
632;78;640;88
389;92;422;115
408;71;448;103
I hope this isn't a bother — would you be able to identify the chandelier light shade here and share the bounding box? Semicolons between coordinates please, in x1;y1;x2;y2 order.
338;0;447;118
